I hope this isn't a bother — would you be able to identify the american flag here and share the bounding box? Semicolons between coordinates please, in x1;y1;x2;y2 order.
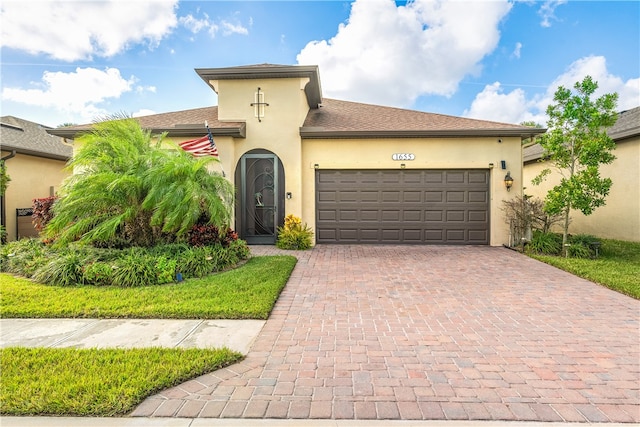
178;134;218;157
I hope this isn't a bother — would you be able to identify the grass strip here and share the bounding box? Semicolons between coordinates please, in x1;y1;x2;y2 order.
530;239;640;299
0;255;297;319
0;347;242;416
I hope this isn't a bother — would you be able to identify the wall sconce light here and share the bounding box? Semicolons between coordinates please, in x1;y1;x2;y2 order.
400;163;406;169
504;171;514;191
314;164;319;169
286;192;292;199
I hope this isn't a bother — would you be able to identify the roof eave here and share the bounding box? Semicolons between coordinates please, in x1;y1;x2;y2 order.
300;127;547;139
47;124;246;139
1;146;70;161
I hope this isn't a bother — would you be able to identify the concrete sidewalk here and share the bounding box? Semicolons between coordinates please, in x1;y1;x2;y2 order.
0;318;265;354
2;417;633;426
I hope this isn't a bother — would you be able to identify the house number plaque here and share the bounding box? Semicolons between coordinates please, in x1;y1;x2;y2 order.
392;153;415;161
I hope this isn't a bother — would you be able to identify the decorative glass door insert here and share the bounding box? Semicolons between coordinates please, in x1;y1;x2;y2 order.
240;154;279;244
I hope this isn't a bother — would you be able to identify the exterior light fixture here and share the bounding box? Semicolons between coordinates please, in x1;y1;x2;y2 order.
314;164;319;169
286;192;292;199
504;171;514;191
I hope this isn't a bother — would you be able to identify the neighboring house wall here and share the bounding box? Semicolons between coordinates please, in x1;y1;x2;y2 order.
1;153;69;240
1;116;72;241
523;108;640;242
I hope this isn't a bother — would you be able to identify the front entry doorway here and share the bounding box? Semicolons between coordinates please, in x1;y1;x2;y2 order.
236;150;285;244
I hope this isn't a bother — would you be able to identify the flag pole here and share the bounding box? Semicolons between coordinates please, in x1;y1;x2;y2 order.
205;121;225;177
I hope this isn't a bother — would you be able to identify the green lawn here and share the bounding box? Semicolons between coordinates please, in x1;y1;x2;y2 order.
0;254;297;416
530;239;640;299
0;347;242;416
1;255;297;319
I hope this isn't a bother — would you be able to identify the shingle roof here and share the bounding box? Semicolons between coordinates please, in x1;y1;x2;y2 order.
301;98;543;138
48;106;245;139
1;116;72;160
48;99;542;141
523;106;640;163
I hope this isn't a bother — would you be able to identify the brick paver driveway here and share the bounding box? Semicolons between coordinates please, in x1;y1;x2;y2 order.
133;245;639;422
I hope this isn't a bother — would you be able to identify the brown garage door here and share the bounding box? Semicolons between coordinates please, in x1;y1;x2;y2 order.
316;169;489;244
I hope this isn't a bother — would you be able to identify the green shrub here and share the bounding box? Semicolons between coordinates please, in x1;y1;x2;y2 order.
148;243;190;259
229;239;250;261
32;252;85;286
112;254;158;287
276;215;314;250
82;262;114;286
527;231;562;255
567;234;599;258
155;256;177;284
2;239;48;277
177;247;211;278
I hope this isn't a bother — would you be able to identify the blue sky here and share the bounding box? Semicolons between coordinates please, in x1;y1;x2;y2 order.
1;0;638;128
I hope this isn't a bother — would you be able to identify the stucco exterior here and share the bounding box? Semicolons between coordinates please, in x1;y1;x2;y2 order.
1;116;72;241
523;135;640;242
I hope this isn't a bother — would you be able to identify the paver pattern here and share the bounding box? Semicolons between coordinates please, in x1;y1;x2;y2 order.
132;245;640;422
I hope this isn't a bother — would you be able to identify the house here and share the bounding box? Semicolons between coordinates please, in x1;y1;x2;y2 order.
523;106;640;242
0;116;73;241
49;64;544;246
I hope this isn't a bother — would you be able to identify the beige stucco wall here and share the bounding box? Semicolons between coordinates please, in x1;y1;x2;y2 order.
203;76;525;246
300;137;523;246
1;152;70;241
207;77;314;221
523;137;640;242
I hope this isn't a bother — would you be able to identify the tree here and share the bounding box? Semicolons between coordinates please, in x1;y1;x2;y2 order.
520;121;544;146
45;117;233;246
532;76;618;256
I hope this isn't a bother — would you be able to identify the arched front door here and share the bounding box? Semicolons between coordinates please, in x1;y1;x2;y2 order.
235;150;285;244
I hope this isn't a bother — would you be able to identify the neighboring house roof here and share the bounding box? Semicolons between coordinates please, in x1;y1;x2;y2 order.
301;98;544;139
523;106;640;163
1;116;72;161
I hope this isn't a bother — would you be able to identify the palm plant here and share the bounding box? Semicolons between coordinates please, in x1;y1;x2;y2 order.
143;144;233;235
45;117;233;247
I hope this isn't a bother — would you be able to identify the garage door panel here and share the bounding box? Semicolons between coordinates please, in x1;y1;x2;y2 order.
403;210;422;221
425;191;443;202
468;210;487;222
360;210;379;221
316;169;489;244
446;229;466;241
469;171;489;183
317;210;337;221
446;171;465;183
360;191;379;202
446;191;466;203
382;210;400;221
469;191;488;203
446;210;465;222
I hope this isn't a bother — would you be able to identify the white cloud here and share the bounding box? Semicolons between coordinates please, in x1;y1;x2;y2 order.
178;12;248;38
511;42;523;59
464;56;640;124
221;21;249;36
538;0;567;28
296;0;512;108
133;109;157;118
0;0;179;61
1;67;136;122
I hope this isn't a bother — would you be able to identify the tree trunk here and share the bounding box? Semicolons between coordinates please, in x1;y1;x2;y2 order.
562;205;570;257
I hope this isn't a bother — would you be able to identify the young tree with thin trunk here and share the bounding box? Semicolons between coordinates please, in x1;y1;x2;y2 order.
532;76;618;256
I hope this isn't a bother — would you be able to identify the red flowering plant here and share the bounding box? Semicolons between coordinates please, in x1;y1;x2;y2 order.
32;196;57;231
